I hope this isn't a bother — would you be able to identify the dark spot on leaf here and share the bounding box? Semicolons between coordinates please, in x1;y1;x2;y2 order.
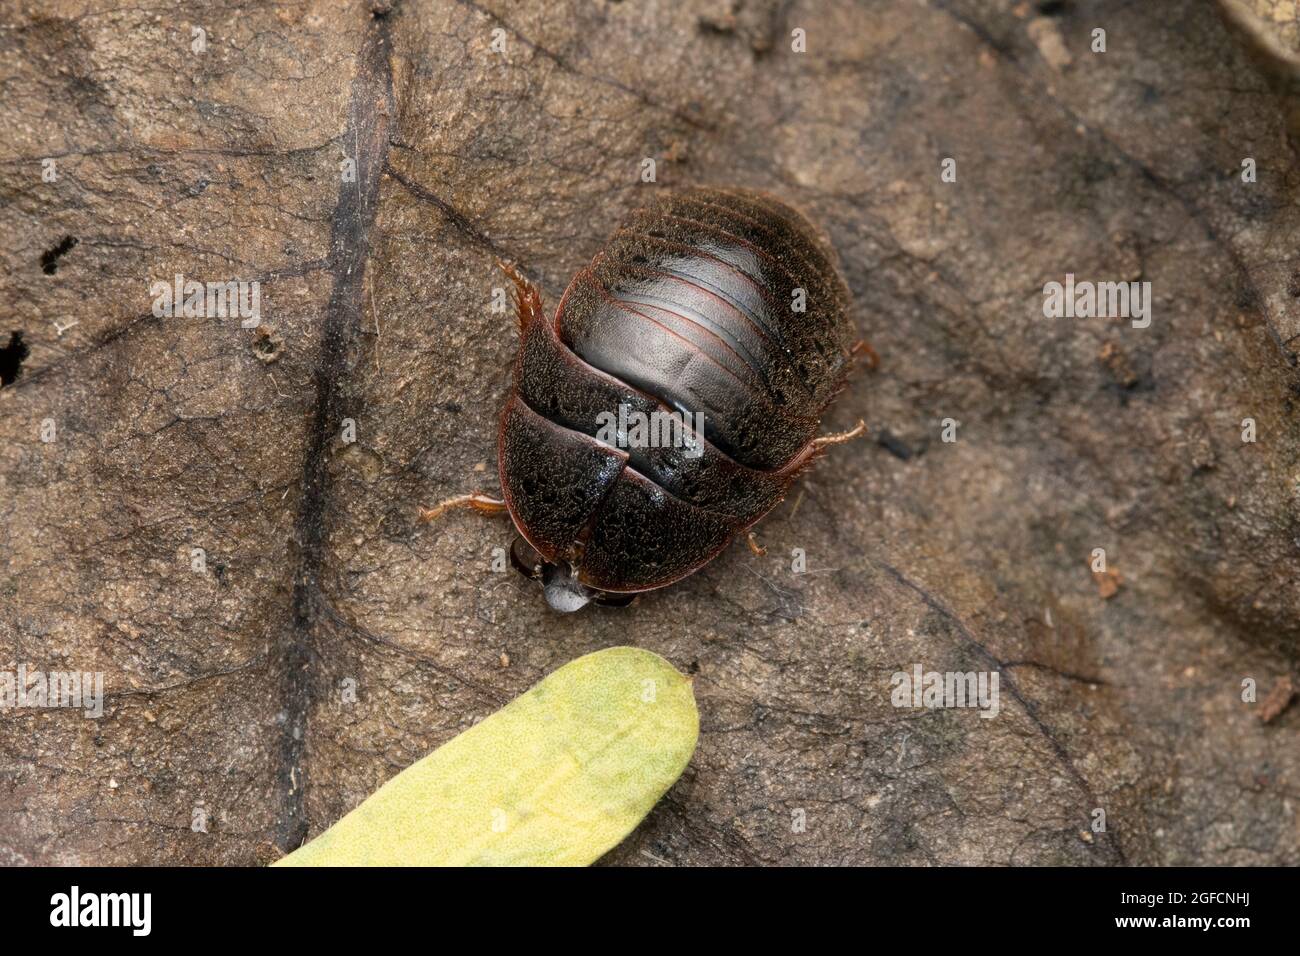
0;331;29;386
877;429;914;461
1079;155;1117;185
40;235;78;274
698;12;737;35
442;401;463;414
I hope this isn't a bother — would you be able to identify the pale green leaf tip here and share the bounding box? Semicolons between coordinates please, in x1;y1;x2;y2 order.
273;645;698;867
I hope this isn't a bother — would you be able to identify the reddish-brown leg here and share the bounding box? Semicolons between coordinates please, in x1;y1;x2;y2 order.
746;531;768;557
497;260;545;332
850;338;880;371
418;492;508;523
812;419;867;450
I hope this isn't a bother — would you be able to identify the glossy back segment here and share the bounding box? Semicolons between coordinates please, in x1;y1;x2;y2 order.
514;315;793;520
557;187;853;471
552;267;817;470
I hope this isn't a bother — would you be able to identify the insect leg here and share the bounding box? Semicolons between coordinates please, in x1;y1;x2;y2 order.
811;419;866;450
418;492;508;522
745;531;768;557
496;260;545;333
849;338;880;371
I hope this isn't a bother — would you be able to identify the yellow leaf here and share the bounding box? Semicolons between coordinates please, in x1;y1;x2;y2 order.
275;646;698;866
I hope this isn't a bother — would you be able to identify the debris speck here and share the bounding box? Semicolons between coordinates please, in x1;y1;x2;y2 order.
1027;17;1072;70
1259;676;1296;724
1092;567;1121;599
252;325;283;363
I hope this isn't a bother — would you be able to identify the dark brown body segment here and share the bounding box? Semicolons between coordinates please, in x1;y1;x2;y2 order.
499;187;855;594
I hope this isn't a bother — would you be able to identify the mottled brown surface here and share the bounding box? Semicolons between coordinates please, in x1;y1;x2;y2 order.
1;0;1297;866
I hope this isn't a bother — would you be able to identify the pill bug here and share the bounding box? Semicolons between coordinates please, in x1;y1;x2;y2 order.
422;186;870;612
